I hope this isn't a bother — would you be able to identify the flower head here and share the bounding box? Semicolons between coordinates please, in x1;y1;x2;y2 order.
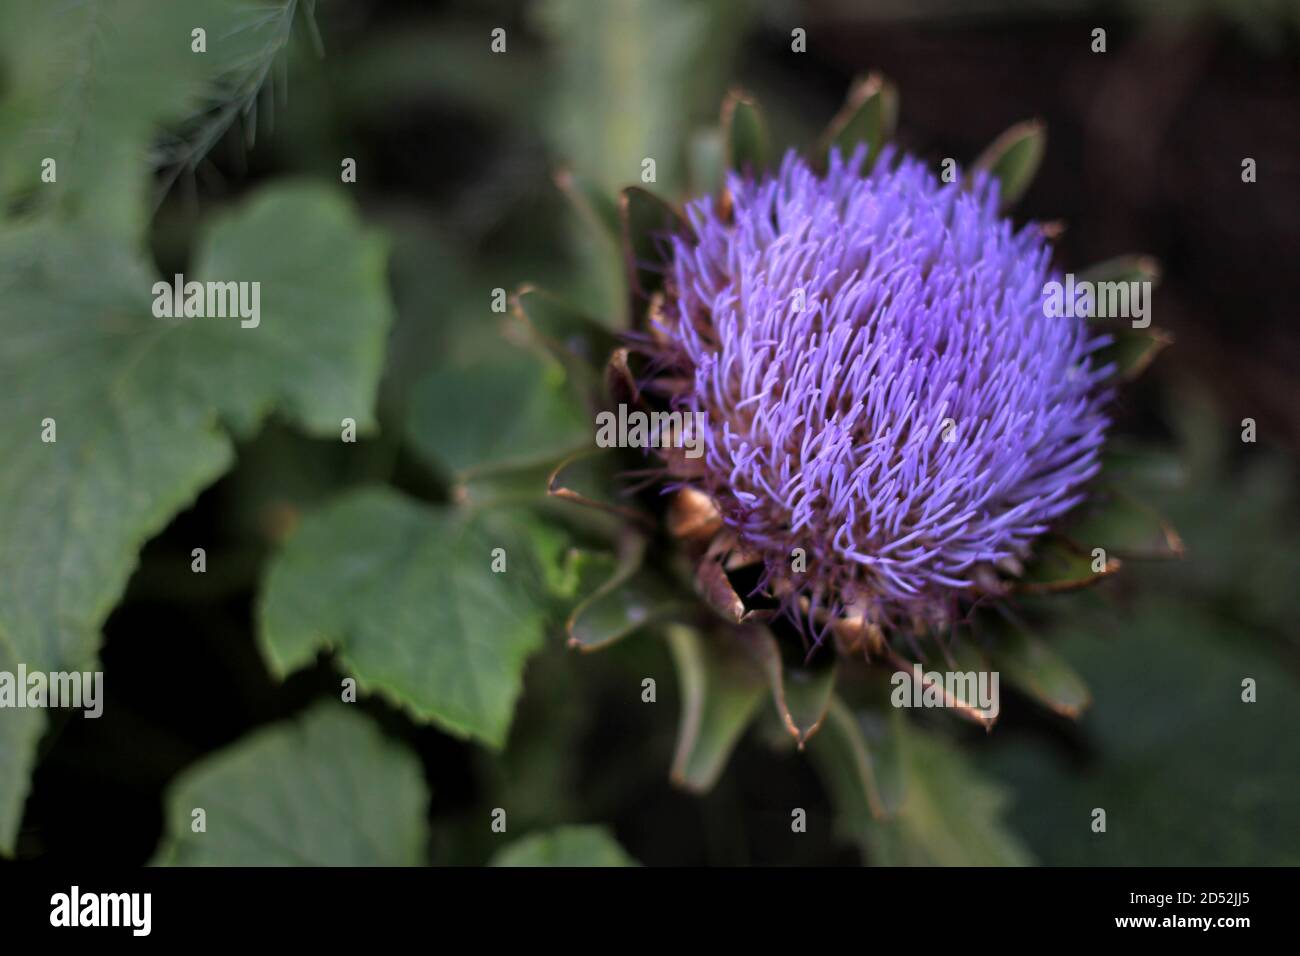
651;145;1111;635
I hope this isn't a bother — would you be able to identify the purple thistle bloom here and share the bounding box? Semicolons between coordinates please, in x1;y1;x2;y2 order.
654;145;1112;633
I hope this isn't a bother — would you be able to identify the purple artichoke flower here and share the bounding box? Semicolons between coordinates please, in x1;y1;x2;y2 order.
534;82;1179;773
648;145;1112;638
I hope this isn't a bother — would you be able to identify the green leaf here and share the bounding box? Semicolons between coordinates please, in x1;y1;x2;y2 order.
511;285;620;381
0;185;391;853
1066;486;1184;559
547;449;654;534
258;488;549;748
454;449;632;544
490;825;638;867
338;20;544;127
154;705;428;866
514;520;586;602
813;698;1029;864
546;547;620;604
536;0;747;196
1162;396;1299;630
666;626;765;793
738;628;838;748
0;633;43;854
1078;254;1162;289
687;127;726;198
566;532;683;651
808;697;903;823
1075;255;1168;382
818;73;899;167
452;460;557;509
0;0;297;237
1093;323;1173;383
882;644;998;730
777;660;838;744
1017;535;1121;593
1101;440;1186;491
406;345;592;479
972;119;1046;209
721;88;769;174
990;624;1091;719
568;571;687;652
552;169;622;245
978;596;1300;865
537;0;746;319
862;721;1032;866
619;186;689;322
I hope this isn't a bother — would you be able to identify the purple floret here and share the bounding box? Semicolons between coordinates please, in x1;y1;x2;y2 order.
658;145;1111;632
